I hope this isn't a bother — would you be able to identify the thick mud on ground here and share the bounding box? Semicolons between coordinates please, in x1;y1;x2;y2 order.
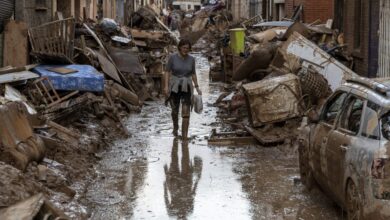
85;54;344;219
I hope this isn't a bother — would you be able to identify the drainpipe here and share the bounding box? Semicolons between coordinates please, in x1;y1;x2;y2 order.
368;0;372;77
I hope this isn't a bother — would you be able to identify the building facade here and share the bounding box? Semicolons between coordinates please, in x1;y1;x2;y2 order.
335;0;379;77
262;0;331;22
284;0;333;23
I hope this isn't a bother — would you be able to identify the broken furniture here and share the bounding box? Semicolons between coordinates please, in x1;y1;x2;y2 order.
28;18;75;64
28;77;79;109
243;74;303;127
41;92;101;122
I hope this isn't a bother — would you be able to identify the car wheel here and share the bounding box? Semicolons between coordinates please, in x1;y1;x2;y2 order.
346;180;363;220
298;140;315;190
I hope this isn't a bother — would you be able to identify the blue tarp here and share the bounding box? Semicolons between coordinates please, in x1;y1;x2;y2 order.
33;65;104;92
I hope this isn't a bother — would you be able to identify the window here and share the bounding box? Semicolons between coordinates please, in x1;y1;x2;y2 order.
354;0;362;49
361;102;380;139
322;92;348;125
381;112;390;140
339;96;364;135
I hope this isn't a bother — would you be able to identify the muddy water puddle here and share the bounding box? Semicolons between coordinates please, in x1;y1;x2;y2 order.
86;55;343;219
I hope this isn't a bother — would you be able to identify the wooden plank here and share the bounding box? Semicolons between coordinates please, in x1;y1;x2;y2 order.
208;136;258;146
47;90;79;108
83;23;134;91
47;120;81;139
95;50;123;84
207;129;258;146
3;20;29;67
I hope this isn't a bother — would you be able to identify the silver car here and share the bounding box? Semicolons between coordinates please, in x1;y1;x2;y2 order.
298;77;390;219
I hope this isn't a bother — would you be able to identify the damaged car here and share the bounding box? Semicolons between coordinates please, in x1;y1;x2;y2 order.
298;77;390;219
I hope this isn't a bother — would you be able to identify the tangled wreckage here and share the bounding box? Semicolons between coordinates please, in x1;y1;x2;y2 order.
0;6;181;218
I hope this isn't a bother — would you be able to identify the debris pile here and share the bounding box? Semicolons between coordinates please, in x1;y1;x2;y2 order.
0;9;181;217
208;18;357;146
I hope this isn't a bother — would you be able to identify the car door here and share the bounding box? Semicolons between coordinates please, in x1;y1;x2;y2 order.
325;95;365;204
311;91;348;186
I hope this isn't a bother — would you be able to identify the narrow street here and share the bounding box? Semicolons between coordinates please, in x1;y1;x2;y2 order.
86;54;343;220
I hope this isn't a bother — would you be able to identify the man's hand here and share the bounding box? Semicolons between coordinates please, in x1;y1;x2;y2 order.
196;87;202;95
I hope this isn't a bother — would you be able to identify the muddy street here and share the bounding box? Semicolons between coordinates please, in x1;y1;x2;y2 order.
1;0;390;219
84;55;343;219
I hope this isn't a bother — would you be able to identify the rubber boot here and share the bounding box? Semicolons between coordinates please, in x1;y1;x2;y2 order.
182;117;189;140
181;103;190;140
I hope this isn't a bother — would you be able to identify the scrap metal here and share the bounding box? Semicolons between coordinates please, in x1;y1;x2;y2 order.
281;32;357;91
243;74;303;127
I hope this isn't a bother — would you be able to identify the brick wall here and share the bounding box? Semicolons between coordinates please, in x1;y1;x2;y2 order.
284;0;333;23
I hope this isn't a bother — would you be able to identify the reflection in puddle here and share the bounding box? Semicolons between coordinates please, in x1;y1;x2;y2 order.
164;138;203;219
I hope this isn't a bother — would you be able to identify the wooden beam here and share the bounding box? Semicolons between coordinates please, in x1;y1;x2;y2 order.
3;21;29;68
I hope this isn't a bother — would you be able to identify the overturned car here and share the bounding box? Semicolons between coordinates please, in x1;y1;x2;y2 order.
298;77;390;219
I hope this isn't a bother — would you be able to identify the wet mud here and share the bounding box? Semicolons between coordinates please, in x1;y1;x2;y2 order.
85;54;345;219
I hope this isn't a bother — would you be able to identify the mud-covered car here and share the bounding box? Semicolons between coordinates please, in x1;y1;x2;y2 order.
298;77;390;219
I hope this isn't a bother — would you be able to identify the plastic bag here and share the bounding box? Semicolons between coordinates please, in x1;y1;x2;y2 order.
193;95;203;114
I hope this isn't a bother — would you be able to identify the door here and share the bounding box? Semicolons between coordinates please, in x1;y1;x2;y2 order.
326;95;364;203
312;92;348;185
368;0;379;77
